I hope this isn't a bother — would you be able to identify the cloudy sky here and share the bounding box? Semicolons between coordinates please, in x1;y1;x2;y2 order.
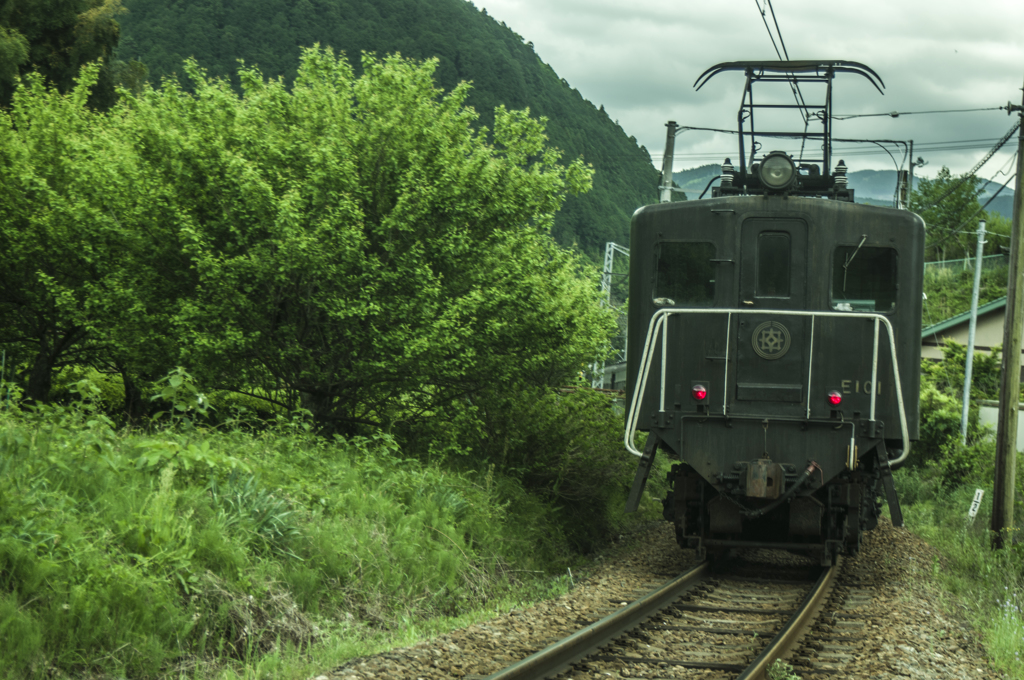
473;0;1024;181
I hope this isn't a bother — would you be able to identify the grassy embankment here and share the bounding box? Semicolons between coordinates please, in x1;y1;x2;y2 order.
0;381;663;679
895;455;1024;678
908;262;1023;676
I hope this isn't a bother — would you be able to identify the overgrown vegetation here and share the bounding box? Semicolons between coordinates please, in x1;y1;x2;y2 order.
0;47;614;418
0;379;653;678
898;337;1024;678
895;467;1024;678
0;0;147;109
905;168;1022;680
0;48;657;678
922;264;1009;330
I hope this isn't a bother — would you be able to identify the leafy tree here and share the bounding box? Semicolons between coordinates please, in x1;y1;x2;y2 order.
909;166;991;262
0;0;127;109
0;64;130;401
1;47;615;428
121;48;614;431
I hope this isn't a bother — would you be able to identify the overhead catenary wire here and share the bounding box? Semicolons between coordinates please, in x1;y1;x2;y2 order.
649;136;1018;164
752;0;809;121
752;0;813;159
833;106;1006;120
765;0;815;160
660;125;911;169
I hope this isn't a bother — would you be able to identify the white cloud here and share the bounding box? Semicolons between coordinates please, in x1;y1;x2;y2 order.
473;0;1024;176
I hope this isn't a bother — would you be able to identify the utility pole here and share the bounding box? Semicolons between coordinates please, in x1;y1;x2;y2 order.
961;219;986;444
591;242;630;389
660;121;678;203
908;140;915;201
992;79;1024;549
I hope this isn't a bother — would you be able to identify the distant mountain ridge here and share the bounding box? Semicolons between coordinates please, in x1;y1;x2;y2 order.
672;164;1014;219
116;0;660;256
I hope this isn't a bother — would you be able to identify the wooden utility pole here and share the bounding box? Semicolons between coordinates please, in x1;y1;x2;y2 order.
992;79;1024;549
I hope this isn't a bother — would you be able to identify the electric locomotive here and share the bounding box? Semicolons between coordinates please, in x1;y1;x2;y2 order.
623;62;924;565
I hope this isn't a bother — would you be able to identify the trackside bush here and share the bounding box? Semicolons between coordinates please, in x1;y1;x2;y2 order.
408;386;640;555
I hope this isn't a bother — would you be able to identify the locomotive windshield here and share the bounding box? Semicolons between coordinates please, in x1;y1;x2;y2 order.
654;241;715;306
830;245;898;312
756;232;791;297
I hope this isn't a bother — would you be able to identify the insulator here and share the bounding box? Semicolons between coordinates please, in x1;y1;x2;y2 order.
834;159;848;187
721;158;734;187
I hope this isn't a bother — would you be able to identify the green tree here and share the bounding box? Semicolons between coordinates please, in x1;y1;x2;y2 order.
909;166;990;262
0;0;126;109
0;47;616;425
0;64;132;402
0;64;200;412
121;48;613;431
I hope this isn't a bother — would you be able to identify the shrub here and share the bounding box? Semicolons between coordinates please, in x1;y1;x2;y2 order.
410;386;638;555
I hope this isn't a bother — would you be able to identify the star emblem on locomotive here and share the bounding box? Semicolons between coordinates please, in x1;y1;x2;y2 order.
751;320;791;360
759;327;784;352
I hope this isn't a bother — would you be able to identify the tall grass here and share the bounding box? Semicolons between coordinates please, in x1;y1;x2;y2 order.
0;389;645;679
895;462;1024;678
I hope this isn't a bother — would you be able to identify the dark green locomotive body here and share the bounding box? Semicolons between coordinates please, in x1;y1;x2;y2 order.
624;194;924;561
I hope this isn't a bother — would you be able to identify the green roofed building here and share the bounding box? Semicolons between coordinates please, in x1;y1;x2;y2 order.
921;296;1010;362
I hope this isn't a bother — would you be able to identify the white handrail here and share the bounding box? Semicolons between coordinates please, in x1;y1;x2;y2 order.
624;308;911;465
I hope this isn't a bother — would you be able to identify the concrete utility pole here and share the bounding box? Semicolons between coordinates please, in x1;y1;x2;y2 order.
908;140;915;202
660;121;678;204
992;79;1024;549
961;219;986;444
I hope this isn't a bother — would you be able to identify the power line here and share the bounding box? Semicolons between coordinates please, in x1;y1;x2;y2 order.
833;106;1006;120
651;130;1016;160
925;121;1021;209
653;135;1011;155
922;154;1017;258
925;165;1016;256
752;0;812;154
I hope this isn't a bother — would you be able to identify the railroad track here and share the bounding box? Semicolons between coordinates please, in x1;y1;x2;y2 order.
480;554;839;680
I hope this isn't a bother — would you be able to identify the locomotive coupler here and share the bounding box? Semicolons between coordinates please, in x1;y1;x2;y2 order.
746;459;784;499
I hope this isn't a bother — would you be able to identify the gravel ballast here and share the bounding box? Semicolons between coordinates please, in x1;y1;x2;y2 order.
316;519;1002;679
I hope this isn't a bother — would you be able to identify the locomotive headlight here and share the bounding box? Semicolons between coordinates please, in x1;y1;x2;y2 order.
827;390;843;406
759;151;797;191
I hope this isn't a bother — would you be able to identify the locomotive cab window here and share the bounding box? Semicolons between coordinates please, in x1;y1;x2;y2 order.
756;232;791;297
654;242;715;306
831;244;898;312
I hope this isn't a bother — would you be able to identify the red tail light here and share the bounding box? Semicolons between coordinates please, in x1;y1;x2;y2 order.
692;385;708;401
827;390;842;406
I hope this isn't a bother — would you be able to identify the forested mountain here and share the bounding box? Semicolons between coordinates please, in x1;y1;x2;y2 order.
115;0;660;255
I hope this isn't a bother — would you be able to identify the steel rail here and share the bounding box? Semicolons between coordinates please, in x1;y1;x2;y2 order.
481;561;710;680
736;558;840;680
